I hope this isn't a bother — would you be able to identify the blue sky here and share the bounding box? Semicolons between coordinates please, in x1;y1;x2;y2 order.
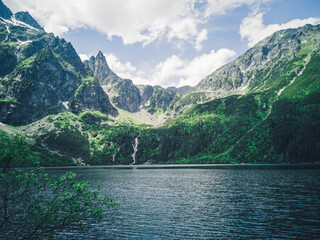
6;0;320;87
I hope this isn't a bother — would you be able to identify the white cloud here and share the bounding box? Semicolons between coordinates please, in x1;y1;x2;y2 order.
195;28;208;51
104;53;137;79
240;11;320;47
168;17;198;41
79;54;90;61
99;49;235;87
6;0;269;48
6;0;199;47
205;0;271;16
164;48;236;87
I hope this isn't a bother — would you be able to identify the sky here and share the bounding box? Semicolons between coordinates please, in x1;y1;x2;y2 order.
5;0;320;87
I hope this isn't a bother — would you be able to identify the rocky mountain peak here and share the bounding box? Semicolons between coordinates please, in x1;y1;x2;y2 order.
0;0;12;19
94;51;111;72
84;51;120;85
14;11;43;30
96;50;105;59
194;24;320;99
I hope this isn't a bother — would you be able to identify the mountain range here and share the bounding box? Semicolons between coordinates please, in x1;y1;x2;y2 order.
0;0;319;165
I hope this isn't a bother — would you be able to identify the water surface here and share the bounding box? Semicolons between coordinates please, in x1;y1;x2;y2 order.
50;165;320;239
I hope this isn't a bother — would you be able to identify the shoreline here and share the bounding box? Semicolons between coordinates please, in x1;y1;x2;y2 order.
44;163;320;170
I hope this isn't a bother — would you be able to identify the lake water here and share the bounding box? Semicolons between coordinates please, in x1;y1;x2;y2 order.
50;165;320;239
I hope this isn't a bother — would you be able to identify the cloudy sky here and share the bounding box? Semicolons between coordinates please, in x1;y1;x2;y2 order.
5;0;320;87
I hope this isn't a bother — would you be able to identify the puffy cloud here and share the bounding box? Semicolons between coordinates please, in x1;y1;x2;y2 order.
96;49;236;87
159;48;236;87
79;54;90;61
6;0;199;47
6;0;269;48
195;28;208;51
205;0;271;16
104;53;137;78
240;11;320;47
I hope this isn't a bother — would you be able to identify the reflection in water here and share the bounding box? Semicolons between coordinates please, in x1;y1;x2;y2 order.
51;168;320;239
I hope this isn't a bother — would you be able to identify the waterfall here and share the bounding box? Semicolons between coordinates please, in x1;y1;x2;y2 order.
131;133;141;165
112;147;120;162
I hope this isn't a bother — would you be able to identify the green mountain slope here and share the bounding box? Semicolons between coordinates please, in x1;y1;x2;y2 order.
85;51;182;122
0;0;319;165
85;25;320;165
194;24;320;96
0;2;117;125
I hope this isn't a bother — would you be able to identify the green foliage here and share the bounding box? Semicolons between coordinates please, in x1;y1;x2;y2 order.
229;92;320;163
75;77;98;97
281;51;320;98
80;111;109;126
38;113;91;160
0;134;40;168
0;43;17;77
0;24;8;42
0;134;115;239
0;98;19;104
91;65;319;165
1;22;319;166
89;124;141;165
19;55;36;69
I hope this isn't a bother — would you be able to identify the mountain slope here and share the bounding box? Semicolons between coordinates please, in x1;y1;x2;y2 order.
0;0;319;165
0;1;117;125
192;24;320;99
0;0;12;19
84;51;120;85
85;51;181;124
83;24;320;165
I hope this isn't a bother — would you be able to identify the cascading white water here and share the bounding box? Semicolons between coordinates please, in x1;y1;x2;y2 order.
112;147;120;162
131;133;141;165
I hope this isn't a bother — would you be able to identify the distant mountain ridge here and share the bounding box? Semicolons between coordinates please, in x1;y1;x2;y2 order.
192;24;320;98
0;0;12;19
84;51;120;86
0;0;117;125
0;0;319;165
166;86;191;94
84;51;182;119
77;23;320;164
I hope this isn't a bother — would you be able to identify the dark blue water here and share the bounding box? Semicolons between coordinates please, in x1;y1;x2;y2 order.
51;166;320;239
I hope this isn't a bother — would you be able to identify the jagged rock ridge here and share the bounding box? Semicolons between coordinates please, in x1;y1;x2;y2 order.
14;11;43;30
84;51;181;115
0;0;12;19
194;24;320;97
0;0;117;125
84;51;120;85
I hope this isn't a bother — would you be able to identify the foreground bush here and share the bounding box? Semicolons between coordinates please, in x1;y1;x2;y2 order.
0;134;114;239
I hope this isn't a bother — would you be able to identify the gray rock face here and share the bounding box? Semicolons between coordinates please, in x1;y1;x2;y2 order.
86;51;179;113
146;87;176;113
14;11;43;30
0;1;117;125
195;24;320;94
138;85;154;105
166;86;191;94
70;78;118;117
84;52;143;112
0;48;81;125
112;79;141;112
0;0;12;19
51;38;85;74
84;51;120;85
0;44;17;77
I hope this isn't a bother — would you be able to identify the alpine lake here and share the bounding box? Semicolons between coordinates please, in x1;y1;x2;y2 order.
47;164;320;239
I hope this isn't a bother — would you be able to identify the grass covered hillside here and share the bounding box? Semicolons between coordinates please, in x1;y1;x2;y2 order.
0;3;319;166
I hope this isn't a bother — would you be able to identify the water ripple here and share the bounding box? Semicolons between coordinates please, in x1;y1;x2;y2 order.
52;168;320;239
